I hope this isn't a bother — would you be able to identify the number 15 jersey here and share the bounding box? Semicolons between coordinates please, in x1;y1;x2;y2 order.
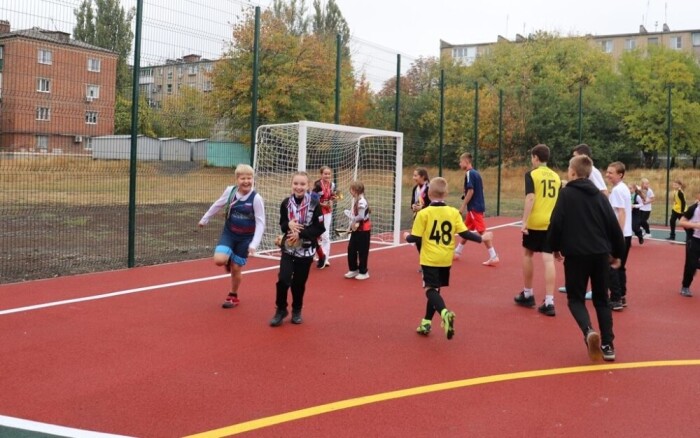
412;204;467;267
525;165;561;231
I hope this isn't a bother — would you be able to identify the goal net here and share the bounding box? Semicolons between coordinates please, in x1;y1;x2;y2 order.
253;121;403;255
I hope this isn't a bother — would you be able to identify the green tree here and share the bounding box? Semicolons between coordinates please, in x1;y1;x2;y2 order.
211;2;357;144
154;87;214;139
617;46;700;167
114;95;156;137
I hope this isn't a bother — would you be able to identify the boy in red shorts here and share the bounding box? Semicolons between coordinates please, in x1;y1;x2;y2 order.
454;152;499;266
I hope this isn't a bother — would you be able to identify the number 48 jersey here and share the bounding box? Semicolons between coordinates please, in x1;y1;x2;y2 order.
525;165;561;231
411;204;467;267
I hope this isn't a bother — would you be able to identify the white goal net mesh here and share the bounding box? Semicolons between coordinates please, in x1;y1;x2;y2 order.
253;121;403;255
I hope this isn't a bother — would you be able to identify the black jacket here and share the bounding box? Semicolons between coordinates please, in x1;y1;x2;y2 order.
548;178;626;258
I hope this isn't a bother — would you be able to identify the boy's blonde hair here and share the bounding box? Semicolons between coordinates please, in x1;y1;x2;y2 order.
428;177;448;199
569;155;592;179
234;164;254;178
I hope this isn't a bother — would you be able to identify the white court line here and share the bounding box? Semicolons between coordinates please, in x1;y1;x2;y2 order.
0;414;133;438
0;221;521;317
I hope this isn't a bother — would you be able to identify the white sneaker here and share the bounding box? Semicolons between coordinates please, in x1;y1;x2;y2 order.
482;256;500;266
344;270;359;279
324;260;331;268
355;272;370;280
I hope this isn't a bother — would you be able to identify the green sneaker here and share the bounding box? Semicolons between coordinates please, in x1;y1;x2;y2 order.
416;319;431;336
440;309;455;340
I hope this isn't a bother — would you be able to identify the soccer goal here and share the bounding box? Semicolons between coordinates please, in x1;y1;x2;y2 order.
253;120;403;255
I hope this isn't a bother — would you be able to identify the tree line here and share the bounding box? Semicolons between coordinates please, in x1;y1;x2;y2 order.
73;0;700;169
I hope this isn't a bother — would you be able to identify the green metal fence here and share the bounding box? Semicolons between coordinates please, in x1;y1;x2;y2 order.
1;1;696;283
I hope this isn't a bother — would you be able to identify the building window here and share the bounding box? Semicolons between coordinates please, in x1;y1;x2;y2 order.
188;65;198;75
452;46;477;66
166;84;172;94
38;49;53;65
0;45;4;71
648;37;659;46
600;40;613;53
669;36;682;49
36;107;50;121
624;39;636;51
36;135;49;151
203;81;212;92
693;33;700;46
85;111;98;124
87;58;101;72
84;137;93;150
37;78;51;93
177;66;183;78
86;84;100;99
167;71;173;80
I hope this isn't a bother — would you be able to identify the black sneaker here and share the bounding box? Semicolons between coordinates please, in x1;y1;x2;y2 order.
601;344;616;361
514;291;535;308
269;309;289;327
291;310;303;324
585;329;603;361
620;296;627;307
609;300;623;311
316;256;326;269
537;302;556;317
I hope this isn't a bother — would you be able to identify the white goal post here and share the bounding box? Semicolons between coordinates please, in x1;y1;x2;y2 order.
253;120;403;254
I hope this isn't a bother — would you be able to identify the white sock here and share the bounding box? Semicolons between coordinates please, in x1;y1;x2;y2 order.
523;288;533;298
544;295;554;305
455;243;465;253
488;247;497;259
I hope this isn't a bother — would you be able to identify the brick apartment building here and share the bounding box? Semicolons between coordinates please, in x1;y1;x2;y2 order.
0;20;118;153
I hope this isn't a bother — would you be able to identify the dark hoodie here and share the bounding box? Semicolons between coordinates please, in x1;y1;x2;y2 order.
548;178;626;258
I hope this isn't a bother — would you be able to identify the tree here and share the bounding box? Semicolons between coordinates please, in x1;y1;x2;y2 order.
210;2;358;144
114;95;156;137
73;0;135;96
311;0;350;54
617;46;700;167
155;87;215;139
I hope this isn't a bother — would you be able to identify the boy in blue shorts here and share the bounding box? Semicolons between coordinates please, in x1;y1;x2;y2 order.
199;164;265;308
404;177;492;340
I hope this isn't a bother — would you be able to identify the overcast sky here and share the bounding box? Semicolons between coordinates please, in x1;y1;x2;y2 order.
5;0;699;86
329;0;699;58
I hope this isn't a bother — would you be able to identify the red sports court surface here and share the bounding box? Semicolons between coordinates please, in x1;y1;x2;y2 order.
1;217;698;437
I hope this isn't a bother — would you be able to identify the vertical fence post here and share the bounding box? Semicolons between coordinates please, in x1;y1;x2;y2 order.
473;81;479;167
334;33;341;125
665;84;672;226
439;69;445;176
127;0;144;268
250;6;261;164
578;83;583;144
497;89;503;216
394;54;401;132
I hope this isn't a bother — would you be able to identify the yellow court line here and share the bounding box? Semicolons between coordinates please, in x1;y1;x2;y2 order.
184;359;700;437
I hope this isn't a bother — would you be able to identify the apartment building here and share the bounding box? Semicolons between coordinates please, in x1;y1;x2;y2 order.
0;20;118;153
138;54;216;108
441;25;700;66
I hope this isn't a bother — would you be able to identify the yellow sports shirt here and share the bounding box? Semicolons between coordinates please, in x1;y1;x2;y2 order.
411;205;467;267
525;165;561;230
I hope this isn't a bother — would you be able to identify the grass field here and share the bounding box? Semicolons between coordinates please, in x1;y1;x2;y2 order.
1;155;698;283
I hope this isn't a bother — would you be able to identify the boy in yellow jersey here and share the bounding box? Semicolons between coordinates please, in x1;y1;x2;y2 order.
404;177;492;339
515;144;561;316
